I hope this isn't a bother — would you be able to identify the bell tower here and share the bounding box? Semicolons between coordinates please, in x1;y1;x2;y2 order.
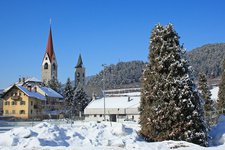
75;54;85;87
41;26;58;84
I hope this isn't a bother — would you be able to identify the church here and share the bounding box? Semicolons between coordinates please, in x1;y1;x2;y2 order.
41;25;86;88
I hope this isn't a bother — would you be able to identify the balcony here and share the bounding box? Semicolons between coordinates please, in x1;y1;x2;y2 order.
11;95;21;100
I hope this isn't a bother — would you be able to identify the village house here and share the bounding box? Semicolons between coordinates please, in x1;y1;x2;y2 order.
1;77;63;119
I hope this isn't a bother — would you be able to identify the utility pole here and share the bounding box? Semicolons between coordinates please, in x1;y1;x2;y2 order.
102;64;106;121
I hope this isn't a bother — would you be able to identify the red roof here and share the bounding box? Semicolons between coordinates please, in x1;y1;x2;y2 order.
45;27;55;62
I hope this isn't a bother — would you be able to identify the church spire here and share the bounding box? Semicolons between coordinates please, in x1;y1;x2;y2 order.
75;54;85;87
75;54;83;68
41;21;58;84
46;25;55;62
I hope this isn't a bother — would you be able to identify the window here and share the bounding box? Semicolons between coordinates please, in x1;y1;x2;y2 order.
45;57;48;60
44;63;48;69
99;114;102;117
12;101;16;105
20;101;26;105
31;101;33;106
31;109;33;114
94;115;97;117
77;72;80;77
12;110;16;114
5;101;10;105
19;110;25;114
5;110;9;114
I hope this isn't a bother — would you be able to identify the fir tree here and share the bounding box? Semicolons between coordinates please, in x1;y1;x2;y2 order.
218;59;225;112
63;78;74;114
48;78;61;93
198;73;215;125
72;85;90;117
139;24;208;146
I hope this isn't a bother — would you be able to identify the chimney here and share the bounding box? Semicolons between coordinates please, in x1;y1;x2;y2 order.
22;77;25;83
19;78;21;83
34;87;37;92
27;85;32;92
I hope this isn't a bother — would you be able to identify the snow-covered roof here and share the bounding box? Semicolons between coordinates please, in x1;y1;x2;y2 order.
25;77;42;83
86;95;140;109
4;84;15;93
106;92;140;97
17;85;46;101
210;86;219;101
3;77;42;93
39;87;63;99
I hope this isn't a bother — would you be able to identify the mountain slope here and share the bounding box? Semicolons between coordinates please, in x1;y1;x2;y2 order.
85;61;145;96
187;43;225;78
84;43;225;96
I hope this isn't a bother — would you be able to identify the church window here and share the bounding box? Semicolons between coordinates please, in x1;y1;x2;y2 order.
45;57;48;60
77;72;80;77
44;63;48;69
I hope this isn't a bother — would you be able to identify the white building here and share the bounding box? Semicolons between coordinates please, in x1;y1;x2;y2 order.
84;88;140;122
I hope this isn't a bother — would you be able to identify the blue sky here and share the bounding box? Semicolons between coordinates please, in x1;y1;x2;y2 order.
0;0;225;89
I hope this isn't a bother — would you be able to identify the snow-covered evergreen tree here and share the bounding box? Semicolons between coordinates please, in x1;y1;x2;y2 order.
198;72;215;125
72;85;90;117
218;59;225;112
139;24;208;146
63;78;74;114
48;78;61;93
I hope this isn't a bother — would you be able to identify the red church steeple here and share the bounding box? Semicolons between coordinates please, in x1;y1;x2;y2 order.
45;26;55;63
41;20;58;84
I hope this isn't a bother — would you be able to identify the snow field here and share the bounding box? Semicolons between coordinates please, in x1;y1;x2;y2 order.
0;117;225;150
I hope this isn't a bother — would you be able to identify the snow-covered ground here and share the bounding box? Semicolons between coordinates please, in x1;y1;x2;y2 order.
0;116;225;150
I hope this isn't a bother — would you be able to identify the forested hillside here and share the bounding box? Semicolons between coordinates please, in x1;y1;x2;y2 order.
85;61;145;96
84;43;225;96
188;43;225;78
